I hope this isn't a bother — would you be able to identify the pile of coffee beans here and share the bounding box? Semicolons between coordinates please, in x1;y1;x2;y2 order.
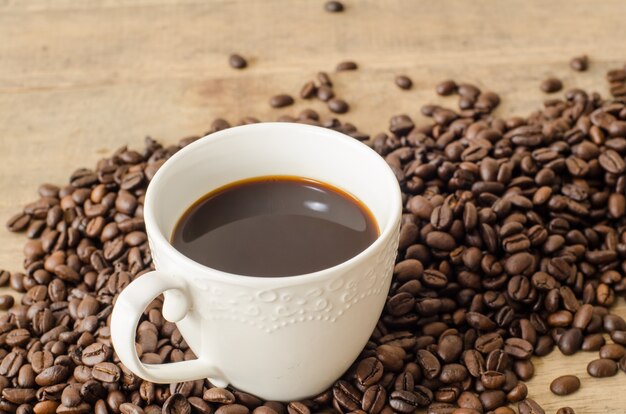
3;59;626;414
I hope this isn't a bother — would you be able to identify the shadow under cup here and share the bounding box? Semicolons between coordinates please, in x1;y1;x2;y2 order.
144;122;402;400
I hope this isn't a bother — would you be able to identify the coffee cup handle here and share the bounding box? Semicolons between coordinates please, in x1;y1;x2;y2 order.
111;270;225;385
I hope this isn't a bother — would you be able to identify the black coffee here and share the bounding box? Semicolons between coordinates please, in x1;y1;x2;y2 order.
171;176;379;277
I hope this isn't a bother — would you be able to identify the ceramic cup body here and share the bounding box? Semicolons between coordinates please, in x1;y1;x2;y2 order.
110;122;402;401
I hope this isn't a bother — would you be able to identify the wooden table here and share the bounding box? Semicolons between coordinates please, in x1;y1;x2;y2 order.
1;0;626;412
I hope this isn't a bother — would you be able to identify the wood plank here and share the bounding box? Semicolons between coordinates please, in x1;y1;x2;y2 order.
1;1;626;412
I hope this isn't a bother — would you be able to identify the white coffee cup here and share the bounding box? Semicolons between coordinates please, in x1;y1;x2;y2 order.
110;122;402;401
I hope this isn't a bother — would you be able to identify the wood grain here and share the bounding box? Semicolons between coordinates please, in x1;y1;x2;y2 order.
1;0;626;412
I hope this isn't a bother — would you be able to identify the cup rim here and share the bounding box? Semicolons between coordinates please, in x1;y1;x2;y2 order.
144;122;402;285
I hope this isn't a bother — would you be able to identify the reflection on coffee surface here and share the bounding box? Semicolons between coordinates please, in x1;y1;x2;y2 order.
171;176;378;277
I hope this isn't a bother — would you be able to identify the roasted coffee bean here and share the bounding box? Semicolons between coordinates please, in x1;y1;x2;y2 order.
452;409;481;414
91;362;121;383
336;61;358;71
513;360;533;381
163;394;192;414
611;330;626;345
480;370;506;390
316;85;334;102
30;351;54;375
119;403;145;414
61;384;82;407
581;333;605;351
253;407;277;414
2;388;36;404
0;294;15;310
327;98;349;114
507;382;528;403
324;1;344;12
188;397;211;414
81;343;111;367
570;55;588;71
203;387;235;404
465;312;497;331
426;231;456;251
389;389;429;412
540;78;562;93
269;95;294;108
599;149;626;174
333;380;361;411
387;292;415;316
479;390;506;411
356;357;384;387
504;338;533;359
416;349;441;379
34;365;68;386
286;402;308;414
395;76;412;90
603;314;626;332
316;72;332;87
300;81;317;99
438;334;463;363
556;408;575;414
81;380;105;403
33;400;60;414
475;333;504;354
436;80;457;96
389;114;416;137
587;358;618;377
558;328;583;355
572;304;593;330
518;399;545;414
361;385;386;414
229;54;247;69
550;375;580;395
599;344;626;360
439;363;468;384
376;345;405;372
462;350;485;378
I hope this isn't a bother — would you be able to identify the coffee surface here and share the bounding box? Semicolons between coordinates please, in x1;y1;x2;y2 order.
171;176;378;277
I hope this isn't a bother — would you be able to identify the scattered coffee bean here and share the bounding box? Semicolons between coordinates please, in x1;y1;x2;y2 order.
557;408;575;414
336;61;358;71
599;344;626;360
316;85;334;102
570;55;588;71
327;98;349;114
436;80;457;96
540;77;563;93
518;398;545;414
395;75;413;90
228;54;247;69
587;358;618;377
0;294;14;310
324;1;344;12
317;72;333;87
269;94;294;108
300;81;317;99
550;375;580;395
